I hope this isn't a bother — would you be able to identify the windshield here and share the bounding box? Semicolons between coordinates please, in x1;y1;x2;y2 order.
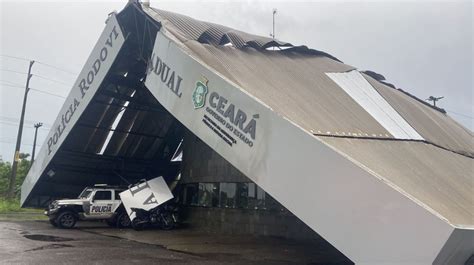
78;189;93;199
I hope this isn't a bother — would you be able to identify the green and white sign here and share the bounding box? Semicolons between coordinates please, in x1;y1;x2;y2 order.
192;78;208;109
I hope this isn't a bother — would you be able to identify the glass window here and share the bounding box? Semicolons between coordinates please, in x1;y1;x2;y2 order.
178;182;277;211
175;185;184;205
78;189;93;199
247;183;257;209
210;184;220;207
183;184;198;206
198;183;219;207
256;186;266;210
265;193;281;211
219;183;236;208
236;183;249;208
114;190;121;200
93;190;111;201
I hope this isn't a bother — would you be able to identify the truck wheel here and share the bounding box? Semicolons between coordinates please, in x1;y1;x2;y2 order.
49;218;58;227
56;211;76;229
116;212;131;228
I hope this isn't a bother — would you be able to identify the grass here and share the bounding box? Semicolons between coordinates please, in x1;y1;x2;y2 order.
0;197;46;220
0;198;22;213
0;197;43;214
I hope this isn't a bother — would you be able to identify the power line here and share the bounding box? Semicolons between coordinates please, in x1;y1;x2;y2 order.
2;82;67;97
33;74;72;87
0;116;53;128
0;68;28;75
0;117;52;126
1;54;78;76
1;69;72;87
0;121;51;130
446;109;474;120
1;57;76;88
0;80;23;87
31;88;66;98
0;82;23;88
0;139;41;147
0;54;30;62
0;83;67;98
0;118;52;128
36;61;78;76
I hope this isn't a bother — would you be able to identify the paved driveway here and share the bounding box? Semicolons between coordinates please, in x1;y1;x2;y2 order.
0;220;351;265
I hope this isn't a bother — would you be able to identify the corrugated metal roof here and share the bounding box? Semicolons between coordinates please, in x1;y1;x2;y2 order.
327;70;424;140
186;42;395;137
141;6;473;227
365;74;474;156
144;6;473;154
151;8;291;49
320;137;473;227
147;8;340;61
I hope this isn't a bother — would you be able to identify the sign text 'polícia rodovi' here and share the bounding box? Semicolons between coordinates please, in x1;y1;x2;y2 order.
46;26;121;155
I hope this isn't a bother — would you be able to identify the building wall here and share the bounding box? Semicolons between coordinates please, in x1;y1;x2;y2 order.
181;132;248;184
179;131;323;241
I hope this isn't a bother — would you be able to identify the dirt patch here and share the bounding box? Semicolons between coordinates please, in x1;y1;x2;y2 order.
26;243;73;252
23;234;73;242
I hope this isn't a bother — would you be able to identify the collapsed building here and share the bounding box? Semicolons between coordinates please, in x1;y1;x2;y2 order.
21;1;473;264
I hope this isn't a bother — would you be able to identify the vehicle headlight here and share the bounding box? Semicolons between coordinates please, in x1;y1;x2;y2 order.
49;201;59;210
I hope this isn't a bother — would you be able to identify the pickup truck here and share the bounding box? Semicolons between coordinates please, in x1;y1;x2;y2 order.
45;184;131;229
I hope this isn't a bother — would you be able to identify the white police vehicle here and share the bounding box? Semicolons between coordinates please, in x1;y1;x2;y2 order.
45;184;131;229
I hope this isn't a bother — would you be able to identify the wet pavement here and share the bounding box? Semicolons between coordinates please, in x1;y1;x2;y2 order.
0;220;351;265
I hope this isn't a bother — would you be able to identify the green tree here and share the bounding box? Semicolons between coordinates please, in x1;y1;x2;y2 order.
0;153;30;198
0;161;10;197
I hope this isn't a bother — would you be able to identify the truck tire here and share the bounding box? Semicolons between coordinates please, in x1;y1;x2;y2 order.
116;212;131;228
56;211;77;229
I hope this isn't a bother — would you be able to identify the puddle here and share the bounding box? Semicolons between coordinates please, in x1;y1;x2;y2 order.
23;234;73;242
26;243;73;252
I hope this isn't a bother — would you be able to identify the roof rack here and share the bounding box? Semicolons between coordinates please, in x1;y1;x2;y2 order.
91;184;127;190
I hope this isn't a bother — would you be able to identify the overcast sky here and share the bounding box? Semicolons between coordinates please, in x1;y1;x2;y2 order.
0;0;472;162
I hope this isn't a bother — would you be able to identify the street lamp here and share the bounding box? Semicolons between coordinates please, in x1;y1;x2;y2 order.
31;122;43;164
270;8;277;40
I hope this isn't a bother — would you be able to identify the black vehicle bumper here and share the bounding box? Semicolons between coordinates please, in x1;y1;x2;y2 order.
44;208;59;218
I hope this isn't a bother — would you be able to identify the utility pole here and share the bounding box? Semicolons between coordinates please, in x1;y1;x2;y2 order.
31;122;43;164
426;96;444;107
8;60;34;198
270;8;277;40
